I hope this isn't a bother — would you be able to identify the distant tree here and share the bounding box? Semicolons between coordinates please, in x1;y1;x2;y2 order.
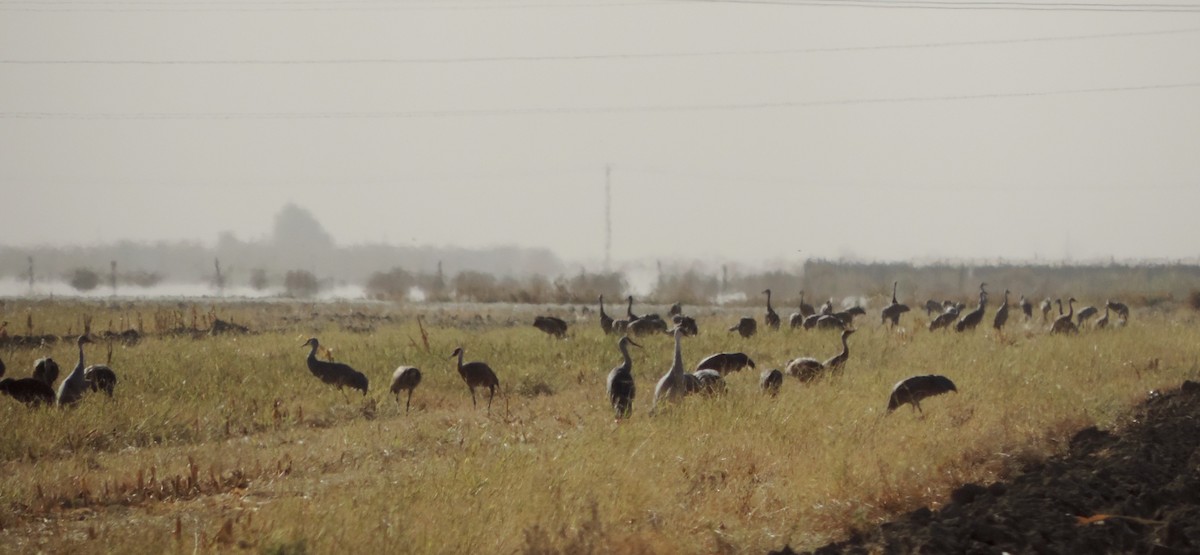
272;203;334;250
250;269;269;291
365;267;415;300
68;268;101;292
284;270;319;298
452;271;497;302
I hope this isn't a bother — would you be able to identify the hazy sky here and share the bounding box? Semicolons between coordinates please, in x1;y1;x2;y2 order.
2;0;1198;269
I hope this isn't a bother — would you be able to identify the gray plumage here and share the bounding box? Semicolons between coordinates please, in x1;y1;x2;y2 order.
1040;298;1053;322
1094;306;1110;329
1;377;55;406
1106;299;1130;321
759;369;783;396
1019;295;1033;320
1051;298;1079;334
33;357;59;386
785;329;855;382
881;281;911;326
729;317;757;338
993;290;1011;331
924;299;944;317
1076;305;1099;327
652;327;688;412
451;346;500;413
887;375;957;413
763;289;781;330
628;316;669;336
694;352;755;375
390;366;422;413
693;369;725;395
302;337;369;395
57;335;94;406
672;314;699;336
85;365;117;397
955;283;988;332
797;292;816;318
929;305;960;331
606;336;640;419
598;295;615;335
532;315;569;339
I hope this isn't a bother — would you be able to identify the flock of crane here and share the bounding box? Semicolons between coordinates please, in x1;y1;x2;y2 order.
0;282;1131;419
0;334;117;407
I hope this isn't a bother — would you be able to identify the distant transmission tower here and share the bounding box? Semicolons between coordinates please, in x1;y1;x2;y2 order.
604;164;612;272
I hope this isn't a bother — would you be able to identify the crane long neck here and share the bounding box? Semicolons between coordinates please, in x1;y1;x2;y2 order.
670;333;683;377
307;342;320;361
456;349;465;372
1066;300;1074;317
892;282;898;303
619;341;633;372
765;290;772;310
76;340;86;373
626;297;636;319
840;333;850;357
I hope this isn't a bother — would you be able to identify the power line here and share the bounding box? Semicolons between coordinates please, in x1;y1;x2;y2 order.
678;0;1200;12
0;0;670;12
3;81;1197;120
1;27;1195;66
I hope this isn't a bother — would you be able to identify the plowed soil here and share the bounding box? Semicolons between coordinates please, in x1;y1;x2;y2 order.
776;380;1200;555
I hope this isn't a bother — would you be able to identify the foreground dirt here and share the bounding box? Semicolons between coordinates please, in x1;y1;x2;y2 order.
774;380;1200;555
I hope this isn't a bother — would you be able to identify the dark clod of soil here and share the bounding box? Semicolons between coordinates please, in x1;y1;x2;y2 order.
777;380;1200;555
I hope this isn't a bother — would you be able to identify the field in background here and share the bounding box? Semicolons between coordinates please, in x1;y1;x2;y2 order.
1;299;1198;554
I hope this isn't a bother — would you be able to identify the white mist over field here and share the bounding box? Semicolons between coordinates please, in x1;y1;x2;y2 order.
2;2;1198;267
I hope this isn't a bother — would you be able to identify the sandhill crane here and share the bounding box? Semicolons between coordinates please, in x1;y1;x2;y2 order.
809;314;846;331
57;335;94;406
652;327;688;412
924;299;943;317
785;329;855;382
450;346;500;413
797;292;816;318
790;292;816;327
760;369;783;396
955;283;988;332
85;365;117;397
819;299;834;316
694;352;755;375
693;369;725;395
625;295;640;322
823;328;855;371
929;305;960;331
1;377;55;406
1094;306;1110;329
598;295;615;335
628;315;668;336
1040;298;1053;322
607;336;641;419
729;317;757;338
1106;299;1130;322
302;338;369;395
672;314;698;336
1076;305;1099;327
1051;298;1079;334
1019;295;1033;321
763;289;781;330
390;366;422;413
532;315;568;339
993;290;1011;332
33;357;58;386
834;307;865;326
887;375;957;413
881;281;911;326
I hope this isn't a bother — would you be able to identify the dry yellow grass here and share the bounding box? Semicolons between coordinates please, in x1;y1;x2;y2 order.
0;299;1197;554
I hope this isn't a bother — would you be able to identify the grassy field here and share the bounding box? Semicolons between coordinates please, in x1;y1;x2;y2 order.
0;298;1197;554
